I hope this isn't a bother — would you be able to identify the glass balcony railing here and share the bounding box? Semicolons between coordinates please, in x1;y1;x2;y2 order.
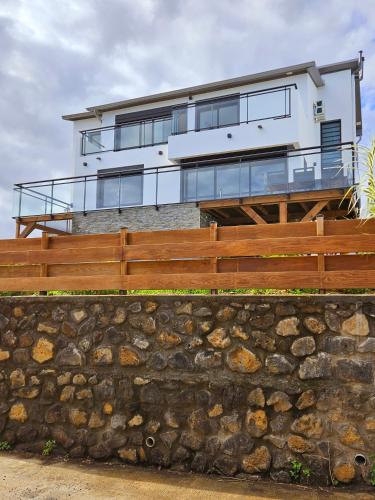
13;143;355;219
80;85;294;156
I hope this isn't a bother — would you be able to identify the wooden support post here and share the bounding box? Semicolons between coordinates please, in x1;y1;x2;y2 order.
119;227;128;295
19;222;36;238
40;232;49;295
279;202;287;224
209;222;218;295
316;215;325;294
15;220;21;238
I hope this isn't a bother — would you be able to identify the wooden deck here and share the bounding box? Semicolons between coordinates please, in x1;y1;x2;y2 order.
15;213;73;238
199;188;354;225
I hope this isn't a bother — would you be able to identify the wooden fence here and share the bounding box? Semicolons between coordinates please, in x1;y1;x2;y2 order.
0;219;375;292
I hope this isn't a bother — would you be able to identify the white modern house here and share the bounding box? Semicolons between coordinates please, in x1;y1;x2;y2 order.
13;55;364;237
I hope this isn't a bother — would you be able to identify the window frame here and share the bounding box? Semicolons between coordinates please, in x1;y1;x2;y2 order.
96;165;144;209
195;95;240;132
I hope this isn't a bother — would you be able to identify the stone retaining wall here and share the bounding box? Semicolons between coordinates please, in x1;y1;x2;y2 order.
0;295;374;487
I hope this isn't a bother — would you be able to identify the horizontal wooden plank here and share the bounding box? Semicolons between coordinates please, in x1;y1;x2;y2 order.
0;234;373;266
123;234;375;261
0;238;41;252
324;219;375;236
218;222;317;240
0;255;372;280
0;265;40;278
0;269;373;292
128;227;210;245
0;247;122;266
48;233;119;249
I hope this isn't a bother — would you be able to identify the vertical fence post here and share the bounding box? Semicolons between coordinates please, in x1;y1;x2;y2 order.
209;221;218;295
40;231;49;296
119;227;128;295
316;215;325;294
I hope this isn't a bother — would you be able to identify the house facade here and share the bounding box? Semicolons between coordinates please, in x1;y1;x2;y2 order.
13;55;364;236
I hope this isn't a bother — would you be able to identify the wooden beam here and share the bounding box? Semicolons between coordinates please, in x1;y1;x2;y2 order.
301;201;328;222
255;205;269;217
19;213;73;223
33;224;71;236
241;205;267;225
19;222;36;238
211;208;231;219
279;202;288;224
199;188;347;209
300;202;310;212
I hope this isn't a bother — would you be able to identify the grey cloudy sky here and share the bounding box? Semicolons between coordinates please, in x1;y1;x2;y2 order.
0;0;374;238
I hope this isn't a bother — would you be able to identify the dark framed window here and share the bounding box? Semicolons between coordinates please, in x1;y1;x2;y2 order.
172;106;188;134
320;120;342;180
96;165;144;208
195;95;240;131
181;155;287;202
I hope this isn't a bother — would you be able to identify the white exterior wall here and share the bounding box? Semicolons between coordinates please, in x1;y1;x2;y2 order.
68;69;357;212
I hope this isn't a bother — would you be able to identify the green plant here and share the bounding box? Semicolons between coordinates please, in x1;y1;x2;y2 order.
42;439;56;456
289;460;311;482
369;454;375;486
0;441;11;451
344;138;375;219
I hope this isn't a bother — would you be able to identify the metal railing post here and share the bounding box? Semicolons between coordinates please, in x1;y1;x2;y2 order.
50;180;55;215
18;187;22;218
118;174;122;213
83;177;87;215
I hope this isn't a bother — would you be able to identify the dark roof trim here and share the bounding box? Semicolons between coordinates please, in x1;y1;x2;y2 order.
62;58;360;122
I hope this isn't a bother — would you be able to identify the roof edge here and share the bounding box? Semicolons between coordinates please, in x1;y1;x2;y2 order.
62;57;361;122
62;61;316;121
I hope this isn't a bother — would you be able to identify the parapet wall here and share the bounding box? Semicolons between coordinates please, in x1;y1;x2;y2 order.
0;295;374;486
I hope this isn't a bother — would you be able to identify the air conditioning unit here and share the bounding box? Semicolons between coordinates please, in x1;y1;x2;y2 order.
313;100;325;122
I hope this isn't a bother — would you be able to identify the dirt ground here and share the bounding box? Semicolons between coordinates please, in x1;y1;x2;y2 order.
0;454;373;500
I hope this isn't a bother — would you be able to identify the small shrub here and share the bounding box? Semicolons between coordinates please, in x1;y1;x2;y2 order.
289;460;311;482
42;439;56;456
369;454;375;486
0;441;11;451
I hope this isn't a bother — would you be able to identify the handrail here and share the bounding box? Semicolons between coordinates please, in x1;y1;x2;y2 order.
13;142;356;219
14;142;354;188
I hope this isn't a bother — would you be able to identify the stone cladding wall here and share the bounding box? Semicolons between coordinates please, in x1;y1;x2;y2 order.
72;204;217;234
0;295;374;486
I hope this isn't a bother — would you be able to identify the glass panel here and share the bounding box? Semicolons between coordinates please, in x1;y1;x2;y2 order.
250;158;287;195
143;122;153;146
153;118;172;143
248;89;287;121
120;174;143;206
121;123;141;149
215;98;239;127
82;131;104;154
216;164;241;198
172;108;187;134
196;167;215;200
182;169;197;201
97;176;119;208
196;104;213;130
50;181;72;215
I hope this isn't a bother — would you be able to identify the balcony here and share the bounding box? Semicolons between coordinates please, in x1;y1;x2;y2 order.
13;144;355;221
80;85;295;159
